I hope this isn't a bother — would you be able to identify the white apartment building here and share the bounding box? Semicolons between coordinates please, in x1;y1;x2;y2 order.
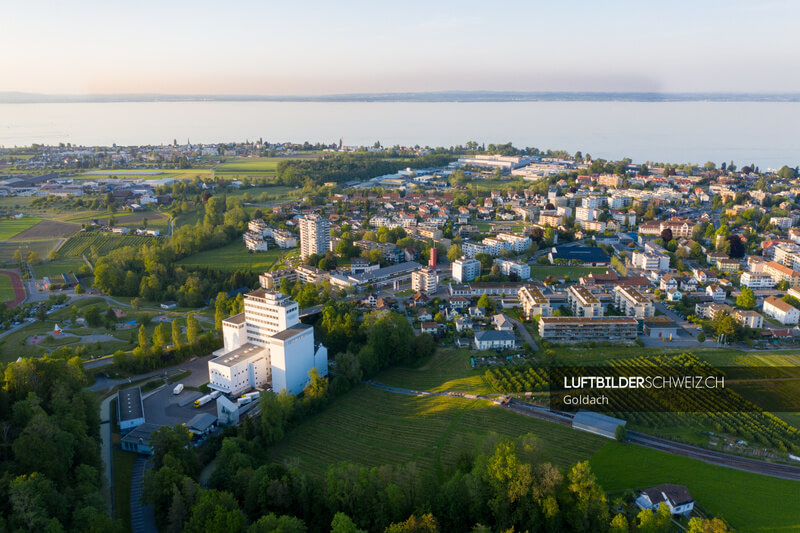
209;290;328;396
494;259;530;280
773;243;800;271
461;241;489;258
771;217;793;230
575;207;597;221
411;267;438;295
613;286;655;318
567;286;604;317
518;286;552;318
740;271;776;289
734;310;764;329
581;196;607;209
299;214;330;259
631;251;670;272
452;258;481;282
763;296;800;325
496;233;532;252
244;231;269;252
481;237;509;256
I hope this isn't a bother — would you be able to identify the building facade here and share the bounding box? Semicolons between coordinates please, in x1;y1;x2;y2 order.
299;214;330;259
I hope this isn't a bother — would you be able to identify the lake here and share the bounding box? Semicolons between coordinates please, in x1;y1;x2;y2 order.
1;101;799;169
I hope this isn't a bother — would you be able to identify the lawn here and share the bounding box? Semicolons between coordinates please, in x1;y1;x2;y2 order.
0;218;42;240
214;157;281;172
268;385;607;480
378;348;491;394
0;239;59;263
0;273;15;303
33;259;87;278
177;241;288;272
112;449;135;531
527;266;606;280
590;442;800;533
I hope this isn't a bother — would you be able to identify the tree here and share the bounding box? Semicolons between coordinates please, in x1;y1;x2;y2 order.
614;424;626;442
48;250;58;261
249;513;306;533
384;514;438;533
331;513;366;533
736;287;756;310
74;284;85;295
13;249;22;263
447;244;462;262
659;228;673;242
183;489;246;533
138;324;150;353
727;235;745;258
697;331;705;343
172;319;182;350
153;323;168;350
214;292;229;333
688;517;730;533
27;251;41;264
474;253;493;272
609;514;629;533
84;305;102;327
476;294;491;310
186;314;201;345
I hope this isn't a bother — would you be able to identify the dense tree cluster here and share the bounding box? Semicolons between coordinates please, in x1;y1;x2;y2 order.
275;153;455;187
0;354;120;531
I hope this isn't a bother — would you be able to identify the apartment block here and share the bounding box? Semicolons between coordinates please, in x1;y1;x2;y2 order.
538;317;638;344
518;286;552;318
613;286;654;318
299;214;330;259
567;286;604;317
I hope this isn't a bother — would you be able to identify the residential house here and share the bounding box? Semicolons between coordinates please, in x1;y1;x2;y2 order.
763;296;800;325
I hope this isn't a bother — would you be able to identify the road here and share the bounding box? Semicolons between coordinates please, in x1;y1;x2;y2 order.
366;382;800;481
509;316;538;351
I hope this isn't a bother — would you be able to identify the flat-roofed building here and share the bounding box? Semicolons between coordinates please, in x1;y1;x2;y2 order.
299;214;330;259
210;290;327;396
411;267;438;295
538;316;638;343
518;286;552;318
740;271;775;289
494;259;530;280
259;268;298;290
613;286;654;318
734;309;764;329
452;257;481;283
117;387;145;433
567;285;603;317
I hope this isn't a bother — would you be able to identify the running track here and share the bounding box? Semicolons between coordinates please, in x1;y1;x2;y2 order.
0;270;26;307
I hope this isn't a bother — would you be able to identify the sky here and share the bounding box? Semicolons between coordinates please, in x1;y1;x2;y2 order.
1;0;798;95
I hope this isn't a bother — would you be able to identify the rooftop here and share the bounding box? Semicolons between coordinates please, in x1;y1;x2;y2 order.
118;387;143;422
640;484;694;507
186;413;218;433
474;330;516;341
539;316;638;325
223;312;246;325
270;322;313;341
569;285;600;304
210;343;267;368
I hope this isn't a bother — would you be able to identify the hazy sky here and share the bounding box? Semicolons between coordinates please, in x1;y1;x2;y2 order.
2;0;798;95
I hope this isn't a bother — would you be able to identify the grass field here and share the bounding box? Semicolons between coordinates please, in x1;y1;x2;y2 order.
0;218;42;239
113;449;135;531
214;158;281;172
33;259;87;278
378;348;491;394
590;443;800;533
528;266;607;280
269;385;607;480
0;273;16;303
177;241;288;271
226;185;299;202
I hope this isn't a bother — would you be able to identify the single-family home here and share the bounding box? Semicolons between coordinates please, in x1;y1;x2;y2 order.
492;313;515;332
473;330;517;350
705;284;726;303
635;484;694;515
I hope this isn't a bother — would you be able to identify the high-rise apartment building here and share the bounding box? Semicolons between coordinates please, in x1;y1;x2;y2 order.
299;214;330;259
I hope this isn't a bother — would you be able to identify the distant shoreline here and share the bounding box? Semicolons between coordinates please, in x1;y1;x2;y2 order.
3;91;800;104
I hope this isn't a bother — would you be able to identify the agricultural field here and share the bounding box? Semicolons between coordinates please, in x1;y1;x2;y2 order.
0;239;59;263
64;211;170;231
226;185;299;203
8;219;81;241
0;217;42;240
378;348;492;394
268;384;607;480
177;241;288;272
59;233;158;259
527;265;606;280
590;442;800;533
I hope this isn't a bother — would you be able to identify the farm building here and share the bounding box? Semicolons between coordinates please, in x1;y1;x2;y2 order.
120;423;159;455
571;410;625;439
117;387;145;433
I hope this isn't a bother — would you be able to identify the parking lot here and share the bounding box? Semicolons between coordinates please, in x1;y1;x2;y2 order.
141;355;218;427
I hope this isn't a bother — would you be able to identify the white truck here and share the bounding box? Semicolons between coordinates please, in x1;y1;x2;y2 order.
237;391;261;407
173;383;184;395
194;394;213;408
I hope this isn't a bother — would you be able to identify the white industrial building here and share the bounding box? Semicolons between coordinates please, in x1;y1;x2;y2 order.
208;290;327;396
